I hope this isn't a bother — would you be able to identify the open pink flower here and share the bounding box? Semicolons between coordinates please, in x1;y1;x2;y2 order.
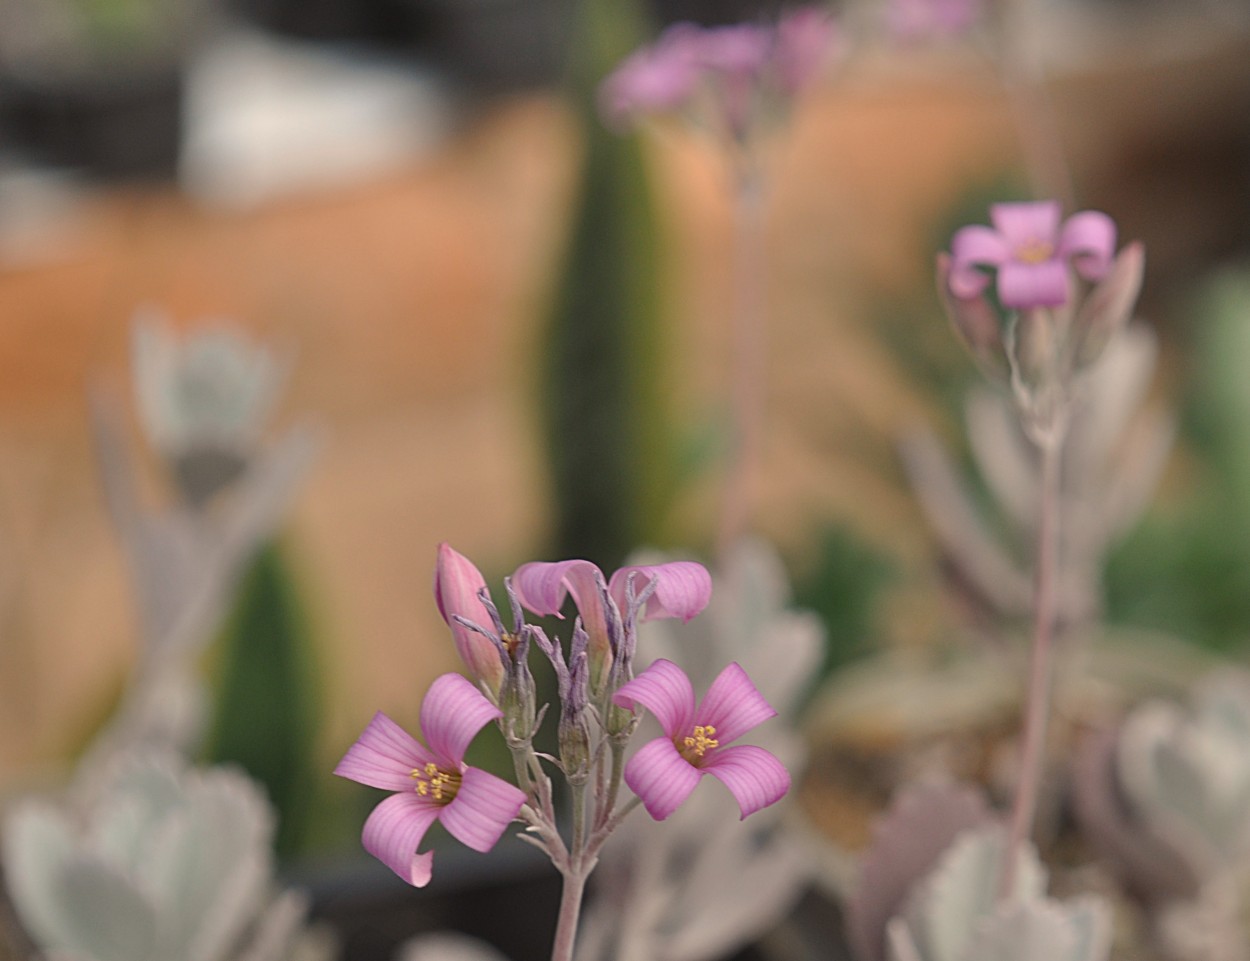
613;659;789;820
334;673;526;887
511;558;711;690
948;201;1116;309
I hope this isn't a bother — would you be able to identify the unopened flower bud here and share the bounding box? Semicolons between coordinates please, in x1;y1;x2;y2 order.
434;543;505;696
1071;242;1144;371
937;252;1008;381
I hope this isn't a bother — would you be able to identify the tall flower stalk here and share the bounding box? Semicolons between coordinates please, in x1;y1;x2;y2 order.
940;201;1140;898
600;8;837;557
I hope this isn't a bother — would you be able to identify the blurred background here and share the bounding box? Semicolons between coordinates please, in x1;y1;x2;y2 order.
1;0;1249;904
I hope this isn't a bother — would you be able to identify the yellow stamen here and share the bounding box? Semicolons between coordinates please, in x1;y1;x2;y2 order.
409;761;460;802
1015;238;1054;265
682;724;720;760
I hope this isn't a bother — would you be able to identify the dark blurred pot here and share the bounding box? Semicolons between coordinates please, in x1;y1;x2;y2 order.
0;62;183;180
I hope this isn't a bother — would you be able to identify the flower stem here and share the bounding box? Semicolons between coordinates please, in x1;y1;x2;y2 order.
999;0;1075;208
717;165;767;558
1001;435;1062;899
551;867;589;961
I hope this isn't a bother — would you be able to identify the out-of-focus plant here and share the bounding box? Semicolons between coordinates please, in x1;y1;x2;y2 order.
1074;673;1250;960
2;749;330;961
901;320;1172;633
600;6;838;556
539;0;671;571
1106;269;1250;656
85;312;317;852
576;540;820;961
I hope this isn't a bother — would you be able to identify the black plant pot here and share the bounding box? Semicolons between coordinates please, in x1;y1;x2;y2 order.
0;62;183;181
303;839;851;961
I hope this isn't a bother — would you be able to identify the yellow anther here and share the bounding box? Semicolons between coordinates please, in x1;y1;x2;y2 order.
409;762;460;802
1014;239;1054;265
682;725;720;759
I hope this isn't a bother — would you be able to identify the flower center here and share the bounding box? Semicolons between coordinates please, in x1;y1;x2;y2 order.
1014;238;1055;265
410;762;461;802
680;725;720;763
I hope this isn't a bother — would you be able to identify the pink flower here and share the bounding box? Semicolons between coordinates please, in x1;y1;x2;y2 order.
612;659;789;820
510;559;712;691
600;7;837;137
887;0;980;43
948;201;1116;309
334;673;526;887
599;28;700;130
434;543;505;695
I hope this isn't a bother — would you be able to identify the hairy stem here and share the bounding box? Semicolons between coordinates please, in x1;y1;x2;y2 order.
1001;435;1062;898
551;867;590;961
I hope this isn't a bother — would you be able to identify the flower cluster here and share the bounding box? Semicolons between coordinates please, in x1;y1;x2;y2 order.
335;545;789;891
940;201;1142;446
600;7;837;147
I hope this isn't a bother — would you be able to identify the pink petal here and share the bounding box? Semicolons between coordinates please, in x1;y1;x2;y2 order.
1058;210;1116;282
702;744;790;818
511;559;606;622
694;662;777;744
694;23;771;77
608;562;712;623
774;7;838;93
362;792;441;887
948;225;1009;299
624;736;703;820
612;658;696;736
438;766;527;853
997;259;1069;308
335;712;436;791
989;200;1060;248
599;45;697;128
434;543;505;693
419;673;502;765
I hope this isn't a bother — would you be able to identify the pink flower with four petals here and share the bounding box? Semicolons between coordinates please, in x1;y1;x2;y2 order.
613;658;790;821
334;673;526;887
948;201;1116;309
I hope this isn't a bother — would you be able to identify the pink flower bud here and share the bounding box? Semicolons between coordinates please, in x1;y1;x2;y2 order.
433;543;505;696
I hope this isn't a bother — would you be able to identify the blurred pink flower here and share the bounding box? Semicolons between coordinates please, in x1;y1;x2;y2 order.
948;201;1116;309
434;543;505;695
600;7;837;138
887;0;980;42
613;658;789;820
335;674;526;887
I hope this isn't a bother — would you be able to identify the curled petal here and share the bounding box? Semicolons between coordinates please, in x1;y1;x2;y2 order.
510;560;606;623
989;200;1061;247
948;225;1009;299
613;658;696;736
608;562;712;623
624;736;703;821
702;744;790;818
438;767;526;854
695;662;777;744
362;793;441;887
434;544;504;693
419;674;502;765
998;259;1069;309
335;712;436;791
1059;210;1117;281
